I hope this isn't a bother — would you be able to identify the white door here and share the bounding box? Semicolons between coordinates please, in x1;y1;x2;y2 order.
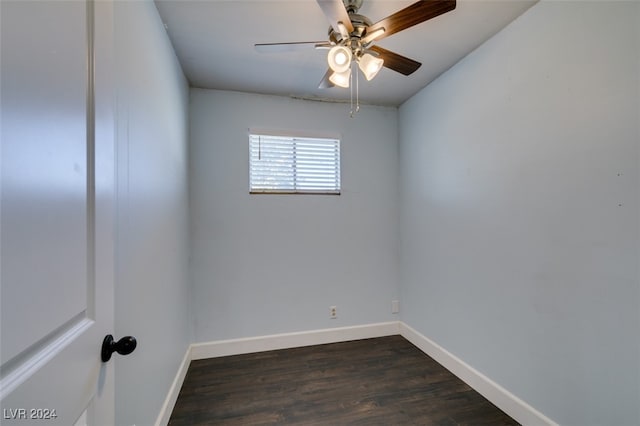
1;1;117;424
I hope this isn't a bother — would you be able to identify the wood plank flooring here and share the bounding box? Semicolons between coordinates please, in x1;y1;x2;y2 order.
169;335;519;425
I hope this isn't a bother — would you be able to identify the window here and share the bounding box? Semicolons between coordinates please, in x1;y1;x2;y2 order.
249;132;341;194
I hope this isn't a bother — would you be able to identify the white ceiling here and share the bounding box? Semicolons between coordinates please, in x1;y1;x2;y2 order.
155;0;537;106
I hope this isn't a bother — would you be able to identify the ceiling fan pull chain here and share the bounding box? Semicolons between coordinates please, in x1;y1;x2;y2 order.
350;61;359;118
356;61;360;114
350;62;354;118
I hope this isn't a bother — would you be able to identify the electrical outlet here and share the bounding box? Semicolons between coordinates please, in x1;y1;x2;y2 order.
391;300;399;314
329;306;337;319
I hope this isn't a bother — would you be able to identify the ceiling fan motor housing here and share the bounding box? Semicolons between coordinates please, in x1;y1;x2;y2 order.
328;11;371;53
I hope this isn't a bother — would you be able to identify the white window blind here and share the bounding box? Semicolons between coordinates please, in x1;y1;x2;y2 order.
249;133;341;194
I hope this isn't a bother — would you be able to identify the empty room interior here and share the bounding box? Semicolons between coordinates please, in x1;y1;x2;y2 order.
1;0;639;425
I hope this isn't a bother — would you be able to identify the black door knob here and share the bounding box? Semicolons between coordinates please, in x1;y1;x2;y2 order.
101;334;137;362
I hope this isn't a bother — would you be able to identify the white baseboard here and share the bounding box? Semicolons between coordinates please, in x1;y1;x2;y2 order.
399;322;558;426
154;347;192;426
190;322;400;360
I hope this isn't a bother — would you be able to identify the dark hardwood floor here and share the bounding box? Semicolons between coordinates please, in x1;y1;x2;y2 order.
169;335;519;425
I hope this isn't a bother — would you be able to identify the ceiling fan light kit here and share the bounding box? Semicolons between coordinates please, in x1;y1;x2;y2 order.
255;0;457;114
328;45;353;73
358;53;384;81
329;68;352;88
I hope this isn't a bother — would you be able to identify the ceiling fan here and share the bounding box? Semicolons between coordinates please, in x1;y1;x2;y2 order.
255;0;456;89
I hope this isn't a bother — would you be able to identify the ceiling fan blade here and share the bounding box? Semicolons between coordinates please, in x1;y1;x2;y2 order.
365;0;456;42
369;45;421;76
316;0;354;36
255;41;330;53
318;68;335;89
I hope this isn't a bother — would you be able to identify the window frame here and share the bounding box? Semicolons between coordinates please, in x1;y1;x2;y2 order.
248;130;341;195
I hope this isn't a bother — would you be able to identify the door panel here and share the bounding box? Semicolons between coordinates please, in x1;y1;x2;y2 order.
0;0;115;424
1;0;89;365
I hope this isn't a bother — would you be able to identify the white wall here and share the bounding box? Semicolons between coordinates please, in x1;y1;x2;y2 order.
398;1;639;425
190;89;399;342
114;2;191;425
